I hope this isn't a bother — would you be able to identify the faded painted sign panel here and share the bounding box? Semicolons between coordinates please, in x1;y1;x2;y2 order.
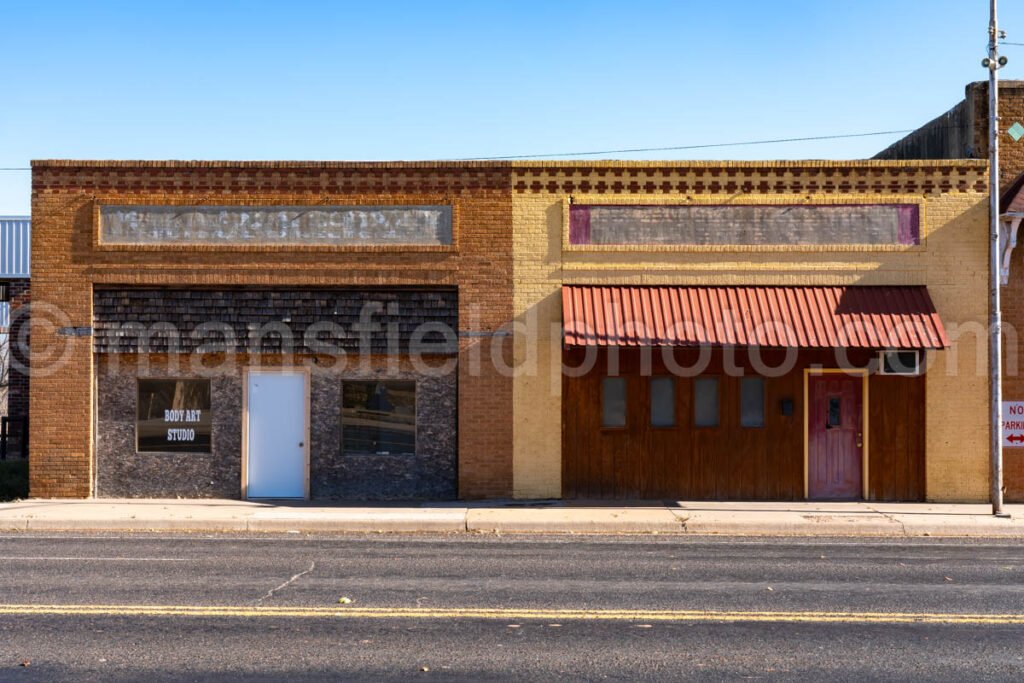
569;204;919;246
100;205;452;246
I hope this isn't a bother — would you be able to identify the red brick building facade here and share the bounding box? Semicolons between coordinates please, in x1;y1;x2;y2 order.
30;161;514;499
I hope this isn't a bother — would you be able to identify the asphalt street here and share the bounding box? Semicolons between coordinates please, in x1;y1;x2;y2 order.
0;533;1023;681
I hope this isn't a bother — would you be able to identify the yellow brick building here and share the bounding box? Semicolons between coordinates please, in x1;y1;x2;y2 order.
510;160;990;502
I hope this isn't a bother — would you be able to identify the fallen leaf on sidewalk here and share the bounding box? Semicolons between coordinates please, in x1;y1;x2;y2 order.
420;666;430;672
944;576;953;582
19;661;29;667
766;587;774;591
338;597;354;604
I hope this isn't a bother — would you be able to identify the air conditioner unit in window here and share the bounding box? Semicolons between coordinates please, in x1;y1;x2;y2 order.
879;350;922;376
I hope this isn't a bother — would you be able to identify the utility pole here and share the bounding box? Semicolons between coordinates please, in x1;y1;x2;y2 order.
985;0;1010;517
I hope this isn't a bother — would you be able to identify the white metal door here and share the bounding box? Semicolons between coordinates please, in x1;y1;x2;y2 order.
246;370;307;499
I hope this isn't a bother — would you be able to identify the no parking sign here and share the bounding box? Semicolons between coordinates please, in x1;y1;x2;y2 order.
1003;401;1024;447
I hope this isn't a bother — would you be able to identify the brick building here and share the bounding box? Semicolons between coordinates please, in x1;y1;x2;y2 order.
30;161;512;499
30;159;990;502
510;161;989;503
876;81;1024;500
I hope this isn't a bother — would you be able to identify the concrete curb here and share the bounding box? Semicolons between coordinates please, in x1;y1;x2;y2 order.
21;519;251;533
1;500;1023;537
466;509;686;534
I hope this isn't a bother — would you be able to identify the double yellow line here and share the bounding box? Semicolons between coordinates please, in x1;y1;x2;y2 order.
0;604;1022;625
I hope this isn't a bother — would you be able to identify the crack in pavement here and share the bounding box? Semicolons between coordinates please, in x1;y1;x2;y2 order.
866;505;908;535
664;503;690;532
256;561;315;605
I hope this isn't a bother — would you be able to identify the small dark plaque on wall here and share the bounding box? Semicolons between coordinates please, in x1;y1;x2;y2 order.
137;379;212;453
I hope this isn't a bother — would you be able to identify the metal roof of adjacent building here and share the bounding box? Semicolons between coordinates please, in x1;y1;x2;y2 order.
562;285;949;350
0;216;30;278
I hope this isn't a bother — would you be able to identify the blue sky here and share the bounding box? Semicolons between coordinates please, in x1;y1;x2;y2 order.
2;0;1022;214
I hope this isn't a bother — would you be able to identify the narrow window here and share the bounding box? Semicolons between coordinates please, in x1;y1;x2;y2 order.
694;377;719;427
827;396;842;429
342;381;417;455
650;377;676;427
740;377;765;428
136;379;212;453
601;377;627;428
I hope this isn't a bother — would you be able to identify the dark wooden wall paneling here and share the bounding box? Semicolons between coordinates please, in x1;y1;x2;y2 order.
868;374;926;501
562;348;925;501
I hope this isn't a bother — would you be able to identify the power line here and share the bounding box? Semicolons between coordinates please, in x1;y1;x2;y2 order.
0;128;921;169
453;129;917;160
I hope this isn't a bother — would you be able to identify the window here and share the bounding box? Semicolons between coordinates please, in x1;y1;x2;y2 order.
342;381;416;455
136;379;212;453
740;377;765;428
879;350;921;376
650;377;676;427
694;377;719;427
827;396;842;428
601;377;627;428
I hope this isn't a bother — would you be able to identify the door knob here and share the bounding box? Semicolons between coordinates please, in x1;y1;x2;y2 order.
856;432;863;448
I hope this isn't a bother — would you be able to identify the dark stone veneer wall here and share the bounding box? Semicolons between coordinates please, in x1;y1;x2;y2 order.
95;355;457;500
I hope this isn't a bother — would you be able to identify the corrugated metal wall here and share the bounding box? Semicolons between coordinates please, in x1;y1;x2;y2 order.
0;217;30;278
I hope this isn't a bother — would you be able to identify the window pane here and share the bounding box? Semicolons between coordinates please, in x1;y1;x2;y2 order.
602;377;627;428
136;379;212;453
650;377;676;427
694;377;719;427
883;350;919;374
342;381;416;455
740;377;765;428
827;396;842;428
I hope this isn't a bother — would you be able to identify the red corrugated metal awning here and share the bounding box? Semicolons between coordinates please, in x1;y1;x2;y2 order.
562;285;949;349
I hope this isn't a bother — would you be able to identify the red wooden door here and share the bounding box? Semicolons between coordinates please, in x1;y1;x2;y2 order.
808;375;863;500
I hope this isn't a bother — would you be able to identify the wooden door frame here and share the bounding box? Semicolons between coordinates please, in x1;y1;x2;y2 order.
803;368;869;501
241;366;312;500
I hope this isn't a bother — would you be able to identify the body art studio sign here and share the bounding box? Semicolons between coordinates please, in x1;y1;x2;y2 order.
137;379;213;453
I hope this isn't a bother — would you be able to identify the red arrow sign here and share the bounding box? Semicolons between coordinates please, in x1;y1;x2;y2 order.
1008;434;1024;444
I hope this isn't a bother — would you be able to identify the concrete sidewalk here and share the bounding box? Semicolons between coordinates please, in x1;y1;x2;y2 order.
0;499;1023;536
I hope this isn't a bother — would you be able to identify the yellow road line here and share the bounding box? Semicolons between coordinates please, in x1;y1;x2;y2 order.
0;604;1022;625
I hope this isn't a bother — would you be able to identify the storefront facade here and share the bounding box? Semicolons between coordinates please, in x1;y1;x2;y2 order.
510;160;991;503
31;159;991;502
30;161;513;500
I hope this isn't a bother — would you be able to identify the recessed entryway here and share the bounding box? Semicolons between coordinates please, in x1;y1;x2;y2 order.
243;368;309;500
